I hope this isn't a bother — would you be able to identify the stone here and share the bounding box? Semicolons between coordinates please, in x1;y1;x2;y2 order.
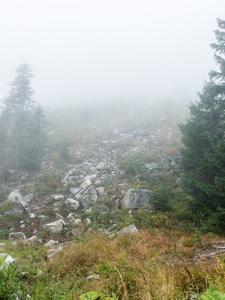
74;218;82;225
96;187;105;195
38;214;46;218
52;194;64;201
24;194;34;203
81;197;92;210
82;187;98;204
70;188;80;197
94;205;109;214
79;178;92;191
1;255;15;269
85;218;92;225
9;232;26;246
44;240;59;247
95;162;105;170
118;224;139;235
43;219;65;233
85;274;100;280
0;199;24;216
67;213;76;222
0;190;29;215
65;198;80;210
8;190;28;209
24;236;42;246
121;189;152;210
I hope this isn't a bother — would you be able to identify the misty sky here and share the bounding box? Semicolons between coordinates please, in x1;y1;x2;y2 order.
0;0;225;107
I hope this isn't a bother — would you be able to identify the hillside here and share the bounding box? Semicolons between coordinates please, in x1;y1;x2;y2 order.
0;102;225;299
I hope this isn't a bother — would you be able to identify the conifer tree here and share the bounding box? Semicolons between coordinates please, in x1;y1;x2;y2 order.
0;63;45;172
179;19;225;224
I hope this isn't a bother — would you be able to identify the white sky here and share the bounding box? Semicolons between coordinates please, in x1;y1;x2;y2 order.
0;0;224;107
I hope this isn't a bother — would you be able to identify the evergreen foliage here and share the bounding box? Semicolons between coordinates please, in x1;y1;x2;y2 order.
0;63;46;172
179;19;225;223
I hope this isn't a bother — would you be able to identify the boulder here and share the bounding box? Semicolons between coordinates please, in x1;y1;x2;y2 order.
94;205;109;214
43;219;65;233
118;224;139;235
24;193;34;203
23;236;42;246
8;190;28;209
9;232;27;246
81;197;92;210
79;178;92;191
73;218;82;225
121;189;152;210
0;190;27;215
65;198;80;211
81;187;98;204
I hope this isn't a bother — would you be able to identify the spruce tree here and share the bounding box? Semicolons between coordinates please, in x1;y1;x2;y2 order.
179;19;225;224
0;63;45;172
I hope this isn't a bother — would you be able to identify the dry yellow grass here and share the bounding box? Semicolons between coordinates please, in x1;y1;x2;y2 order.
45;230;225;299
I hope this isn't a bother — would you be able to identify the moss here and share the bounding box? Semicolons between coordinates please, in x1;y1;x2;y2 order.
0;202;17;213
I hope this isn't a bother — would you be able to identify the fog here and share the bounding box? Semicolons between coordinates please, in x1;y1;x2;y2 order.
0;0;225;108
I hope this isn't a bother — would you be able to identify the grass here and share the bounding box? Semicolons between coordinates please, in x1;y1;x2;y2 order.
1;229;225;299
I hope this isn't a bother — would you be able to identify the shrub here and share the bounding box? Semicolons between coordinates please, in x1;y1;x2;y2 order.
151;185;173;212
0;266;27;299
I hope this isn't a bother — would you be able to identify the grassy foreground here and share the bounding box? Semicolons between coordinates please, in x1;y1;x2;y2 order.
1;229;225;299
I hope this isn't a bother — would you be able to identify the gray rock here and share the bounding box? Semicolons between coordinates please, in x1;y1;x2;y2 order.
24;194;34;203
74;218;82;225
65;198;80;211
44;240;59;247
81;197;92;210
70;188;80;197
24;236;42;246
43;219;65;233
121;189;152;210
96;187;105;195
8;190;28;209
9;232;27;246
52;194;64;201
118;224;139;235
0;200;24;216
94;205;109;214
81;187;98;204
79;178;92;191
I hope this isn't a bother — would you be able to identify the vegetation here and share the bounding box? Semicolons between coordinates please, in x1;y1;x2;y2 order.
0;63;46;173
179;19;225;226
1;230;225;299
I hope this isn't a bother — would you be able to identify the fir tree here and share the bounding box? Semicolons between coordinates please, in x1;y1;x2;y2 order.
179;19;225;224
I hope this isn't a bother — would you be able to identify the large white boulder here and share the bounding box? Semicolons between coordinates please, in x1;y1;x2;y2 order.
65;198;80;211
43;219;65;233
118;224;139;235
121;189;152;210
